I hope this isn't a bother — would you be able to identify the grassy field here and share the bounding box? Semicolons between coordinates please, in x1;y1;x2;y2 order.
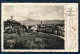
4;32;64;49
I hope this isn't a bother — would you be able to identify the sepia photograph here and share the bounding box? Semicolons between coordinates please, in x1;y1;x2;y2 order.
1;3;78;52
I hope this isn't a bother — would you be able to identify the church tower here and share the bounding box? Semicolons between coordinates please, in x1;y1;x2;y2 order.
41;21;42;24
11;16;13;20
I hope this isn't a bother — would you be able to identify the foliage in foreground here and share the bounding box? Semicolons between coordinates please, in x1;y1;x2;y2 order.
4;33;64;49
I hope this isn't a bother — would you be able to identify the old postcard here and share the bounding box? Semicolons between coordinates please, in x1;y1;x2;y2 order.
1;3;78;52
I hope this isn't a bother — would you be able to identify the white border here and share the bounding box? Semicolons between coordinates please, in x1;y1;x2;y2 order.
1;3;78;52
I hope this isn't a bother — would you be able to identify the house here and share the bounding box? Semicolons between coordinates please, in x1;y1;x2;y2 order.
4;16;27;34
37;21;64;36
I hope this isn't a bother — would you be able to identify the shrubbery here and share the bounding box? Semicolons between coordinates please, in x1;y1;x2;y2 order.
4;33;64;49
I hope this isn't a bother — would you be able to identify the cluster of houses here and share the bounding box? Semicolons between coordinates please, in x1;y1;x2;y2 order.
4;16;64;37
39;24;64;36
27;21;64;37
4;16;27;34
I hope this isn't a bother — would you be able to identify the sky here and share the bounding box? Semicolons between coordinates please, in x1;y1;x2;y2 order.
2;4;64;21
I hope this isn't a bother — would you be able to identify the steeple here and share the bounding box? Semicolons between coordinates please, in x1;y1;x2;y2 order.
41;21;42;24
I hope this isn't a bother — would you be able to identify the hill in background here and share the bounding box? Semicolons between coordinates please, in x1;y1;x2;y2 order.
19;19;64;26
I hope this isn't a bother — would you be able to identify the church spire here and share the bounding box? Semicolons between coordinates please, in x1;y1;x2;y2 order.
41;21;42;24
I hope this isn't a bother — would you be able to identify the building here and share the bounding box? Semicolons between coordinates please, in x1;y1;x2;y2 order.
4;16;27;34
37;21;64;36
